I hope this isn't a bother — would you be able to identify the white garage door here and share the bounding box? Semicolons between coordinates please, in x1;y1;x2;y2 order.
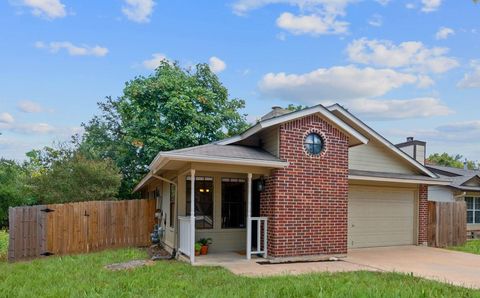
348;186;416;249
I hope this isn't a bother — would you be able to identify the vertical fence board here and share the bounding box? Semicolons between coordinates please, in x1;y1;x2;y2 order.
428;201;467;248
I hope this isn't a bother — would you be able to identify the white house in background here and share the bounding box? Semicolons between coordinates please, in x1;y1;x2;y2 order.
397;137;480;233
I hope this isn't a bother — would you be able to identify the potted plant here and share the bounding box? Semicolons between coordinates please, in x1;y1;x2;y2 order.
198;238;212;255
195;242;202;256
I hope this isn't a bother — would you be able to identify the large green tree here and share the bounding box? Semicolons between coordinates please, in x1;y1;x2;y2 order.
427;153;479;170
27;146;122;204
80;62;249;197
0;159;36;228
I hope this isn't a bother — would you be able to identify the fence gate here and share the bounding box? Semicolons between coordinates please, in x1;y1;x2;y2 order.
427;201;467;248
8;199;156;262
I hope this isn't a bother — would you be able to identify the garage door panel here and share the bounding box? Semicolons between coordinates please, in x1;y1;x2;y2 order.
348;186;416;248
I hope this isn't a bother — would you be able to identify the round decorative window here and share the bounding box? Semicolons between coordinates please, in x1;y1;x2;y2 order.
304;133;324;156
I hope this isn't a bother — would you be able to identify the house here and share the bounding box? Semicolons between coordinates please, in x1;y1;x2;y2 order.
134;104;450;263
421;163;480;234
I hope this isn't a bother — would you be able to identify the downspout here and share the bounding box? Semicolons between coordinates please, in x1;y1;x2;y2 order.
454;192;467;200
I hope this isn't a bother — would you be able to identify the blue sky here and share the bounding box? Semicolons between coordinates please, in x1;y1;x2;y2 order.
1;0;479;162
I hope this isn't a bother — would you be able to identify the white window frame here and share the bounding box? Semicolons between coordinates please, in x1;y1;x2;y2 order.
466;197;480;224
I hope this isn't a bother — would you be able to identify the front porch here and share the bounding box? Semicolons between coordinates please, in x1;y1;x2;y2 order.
177;170;268;264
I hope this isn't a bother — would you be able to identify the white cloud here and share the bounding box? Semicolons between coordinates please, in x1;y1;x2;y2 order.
16;0;66;19
376;0;390;5
457;60;480;89
346;97;453;120
346;38;459;74
258;65;418;103
416;75;435;88
122;0;155;23
368;14;383;27
0;113;14;124
421;0;442;12
17;100;46;113
142;53;169;70
232;0;354;16
389;121;480;145
0;121;54;134
12;123;56;134
233;0;354;36
1;122;80;135
405;3;416;9
276;12;348;35
435;27;455;40
35;41;108;57
209;56;227;73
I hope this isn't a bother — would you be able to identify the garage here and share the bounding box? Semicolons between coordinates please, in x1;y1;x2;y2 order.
348;185;416;249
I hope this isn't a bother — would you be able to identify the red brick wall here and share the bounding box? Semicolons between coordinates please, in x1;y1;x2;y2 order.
418;184;428;245
260;114;349;257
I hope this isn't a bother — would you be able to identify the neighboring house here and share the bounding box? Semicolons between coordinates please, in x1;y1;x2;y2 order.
423;164;480;233
134;104;450;263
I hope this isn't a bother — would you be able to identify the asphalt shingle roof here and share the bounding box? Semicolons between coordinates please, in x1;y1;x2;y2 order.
164;144;283;162
426;165;480;191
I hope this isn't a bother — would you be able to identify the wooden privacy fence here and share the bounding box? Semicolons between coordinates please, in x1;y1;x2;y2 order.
428;201;467;248
8;199;156;262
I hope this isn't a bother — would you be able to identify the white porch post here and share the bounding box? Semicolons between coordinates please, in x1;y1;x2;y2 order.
246;173;252;260
190;169;196;264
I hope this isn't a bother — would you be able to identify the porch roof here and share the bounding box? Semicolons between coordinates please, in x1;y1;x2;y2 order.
133;144;288;192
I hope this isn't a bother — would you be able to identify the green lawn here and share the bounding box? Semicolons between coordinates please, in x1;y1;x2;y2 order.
449;240;480;255
0;246;479;297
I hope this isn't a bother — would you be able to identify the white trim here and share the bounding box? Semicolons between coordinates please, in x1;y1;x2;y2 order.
134;155;288;193
152;175;177;186
190;169;195;264
349;175;451;185
133;172;153;193
466;196;480;224
328;104;437;178
159;153;289;168
246;173;252;260
217;105;369;146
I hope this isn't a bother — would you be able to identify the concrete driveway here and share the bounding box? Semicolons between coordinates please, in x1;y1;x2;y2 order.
346;246;480;289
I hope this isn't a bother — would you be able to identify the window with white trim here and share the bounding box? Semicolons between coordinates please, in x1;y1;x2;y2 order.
186;176;214;229
466;197;480;224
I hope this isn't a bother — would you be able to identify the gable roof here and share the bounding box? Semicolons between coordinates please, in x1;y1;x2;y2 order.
427;165;480;191
327;104;437;178
217;104;369;147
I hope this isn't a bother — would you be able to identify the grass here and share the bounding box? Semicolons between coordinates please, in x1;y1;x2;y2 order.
0;248;479;297
0;230;7;261
449;240;480;255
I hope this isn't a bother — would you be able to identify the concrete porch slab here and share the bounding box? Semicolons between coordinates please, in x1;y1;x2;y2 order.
193;252;376;276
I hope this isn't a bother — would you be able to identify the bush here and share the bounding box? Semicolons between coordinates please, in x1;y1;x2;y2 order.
0;230;8;261
0;159;36;228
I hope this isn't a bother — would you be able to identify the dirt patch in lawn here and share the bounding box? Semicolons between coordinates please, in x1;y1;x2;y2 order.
147;245;171;260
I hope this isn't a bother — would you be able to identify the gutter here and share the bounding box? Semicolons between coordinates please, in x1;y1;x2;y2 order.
348;175;452;186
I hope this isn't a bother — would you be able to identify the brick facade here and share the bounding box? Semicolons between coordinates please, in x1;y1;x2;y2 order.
418;184;428;245
260;114;349;257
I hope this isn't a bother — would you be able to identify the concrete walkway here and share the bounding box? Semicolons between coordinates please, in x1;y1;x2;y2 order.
347;246;480;289
196;246;480;289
